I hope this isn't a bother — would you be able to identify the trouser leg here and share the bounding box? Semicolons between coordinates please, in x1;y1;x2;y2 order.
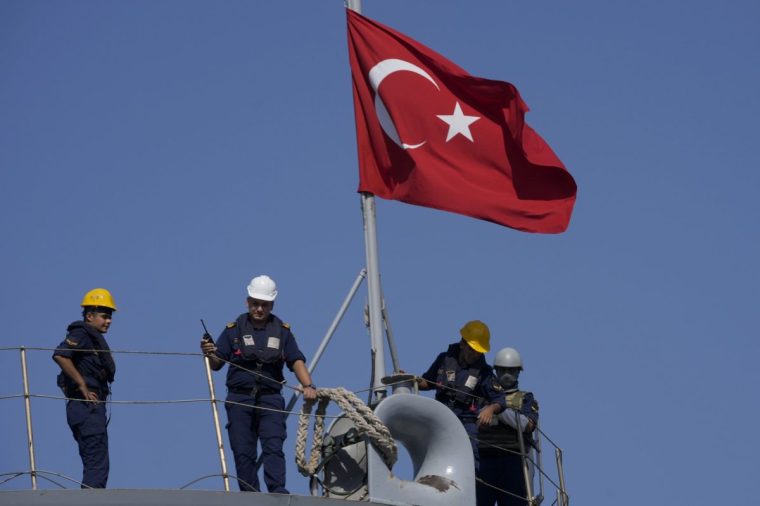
477;454;528;506
67;400;109;488
476;455;500;506
501;452;528;506
78;432;109;488
462;420;480;472
225;394;260;491
257;394;288;494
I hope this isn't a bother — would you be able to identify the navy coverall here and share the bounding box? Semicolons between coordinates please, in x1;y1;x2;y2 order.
422;342;506;471
213;312;306;493
53;321;115;489
476;389;539;506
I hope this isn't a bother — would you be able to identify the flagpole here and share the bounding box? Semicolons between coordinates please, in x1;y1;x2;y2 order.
347;0;386;403
346;0;361;13
360;192;387;403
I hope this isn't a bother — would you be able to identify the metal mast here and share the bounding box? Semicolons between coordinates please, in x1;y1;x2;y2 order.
347;0;387;403
361;193;387;402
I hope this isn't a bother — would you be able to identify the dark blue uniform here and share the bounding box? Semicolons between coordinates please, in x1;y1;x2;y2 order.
213;312;306;493
422;343;506;471
53;321;115;489
476;390;539;506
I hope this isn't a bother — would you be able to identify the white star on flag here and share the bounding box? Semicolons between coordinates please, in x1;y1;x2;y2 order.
436;101;480;142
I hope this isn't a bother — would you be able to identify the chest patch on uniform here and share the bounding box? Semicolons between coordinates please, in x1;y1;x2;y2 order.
446;370;456;382
267;337;280;349
464;375;478;390
242;335;255;346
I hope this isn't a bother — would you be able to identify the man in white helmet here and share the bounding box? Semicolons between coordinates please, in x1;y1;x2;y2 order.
476;347;539;506
200;275;316;493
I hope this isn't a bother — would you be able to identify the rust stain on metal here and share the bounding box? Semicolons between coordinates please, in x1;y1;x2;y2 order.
417;474;460;493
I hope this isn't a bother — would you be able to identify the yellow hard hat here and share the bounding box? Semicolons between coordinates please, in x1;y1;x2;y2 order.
80;288;117;311
460;320;490;353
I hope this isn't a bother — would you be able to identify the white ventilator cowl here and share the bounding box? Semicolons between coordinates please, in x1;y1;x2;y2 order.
493;347;523;369
247;275;278;301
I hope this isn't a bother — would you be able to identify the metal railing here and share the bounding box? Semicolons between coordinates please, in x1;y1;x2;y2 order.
472;412;570;506
1;345;568;505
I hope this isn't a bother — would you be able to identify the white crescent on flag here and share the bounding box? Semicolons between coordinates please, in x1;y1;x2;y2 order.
368;58;439;150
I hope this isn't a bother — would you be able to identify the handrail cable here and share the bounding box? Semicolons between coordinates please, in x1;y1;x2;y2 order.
9;346;301;393
471;435;564;492
1;409;562;499
0;346;200;356
2;344;566;499
2;350;565;460
353;374;487;403
0;470;89;489
179;473;258;492
0;469;262;493
475;476;529;503
534;424;563;451
0;472;25;487
2;347;491;405
22;393;346;420
31;473;70;490
4;349;566;448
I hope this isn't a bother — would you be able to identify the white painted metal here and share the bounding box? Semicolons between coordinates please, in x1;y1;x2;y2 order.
20;347;37;490
368;393;476;506
203;355;230;491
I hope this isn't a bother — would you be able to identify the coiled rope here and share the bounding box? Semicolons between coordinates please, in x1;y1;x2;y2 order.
294;387;396;477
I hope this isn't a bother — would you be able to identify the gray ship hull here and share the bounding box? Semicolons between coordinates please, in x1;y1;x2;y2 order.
0;489;390;506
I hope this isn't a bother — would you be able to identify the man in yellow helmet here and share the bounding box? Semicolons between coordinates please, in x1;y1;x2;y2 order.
417;320;506;472
52;288;117;489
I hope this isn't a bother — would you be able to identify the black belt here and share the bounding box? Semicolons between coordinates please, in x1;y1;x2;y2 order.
443;397;472;408
66;386;106;400
228;386;280;396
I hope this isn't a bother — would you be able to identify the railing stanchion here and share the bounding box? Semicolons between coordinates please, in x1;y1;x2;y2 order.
556;448;569;506
535;423;546;503
203;356;230;491
20;347;38;490
515;410;534;505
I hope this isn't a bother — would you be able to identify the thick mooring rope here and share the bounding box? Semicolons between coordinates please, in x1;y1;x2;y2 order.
294;387;397;476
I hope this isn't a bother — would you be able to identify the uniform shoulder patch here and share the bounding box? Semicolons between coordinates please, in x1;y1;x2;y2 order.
493;382;504;392
65;338;78;347
226;322;237;328
532;401;540;412
281;322;290;329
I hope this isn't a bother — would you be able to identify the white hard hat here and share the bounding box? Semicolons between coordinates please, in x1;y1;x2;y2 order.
247;275;278;301
493;347;523;369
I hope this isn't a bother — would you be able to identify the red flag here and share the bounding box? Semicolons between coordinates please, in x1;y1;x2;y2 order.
347;9;577;233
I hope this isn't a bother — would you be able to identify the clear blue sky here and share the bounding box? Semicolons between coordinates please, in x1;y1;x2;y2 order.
1;1;758;504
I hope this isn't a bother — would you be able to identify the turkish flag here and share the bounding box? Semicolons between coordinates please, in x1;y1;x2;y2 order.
347;9;577;233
